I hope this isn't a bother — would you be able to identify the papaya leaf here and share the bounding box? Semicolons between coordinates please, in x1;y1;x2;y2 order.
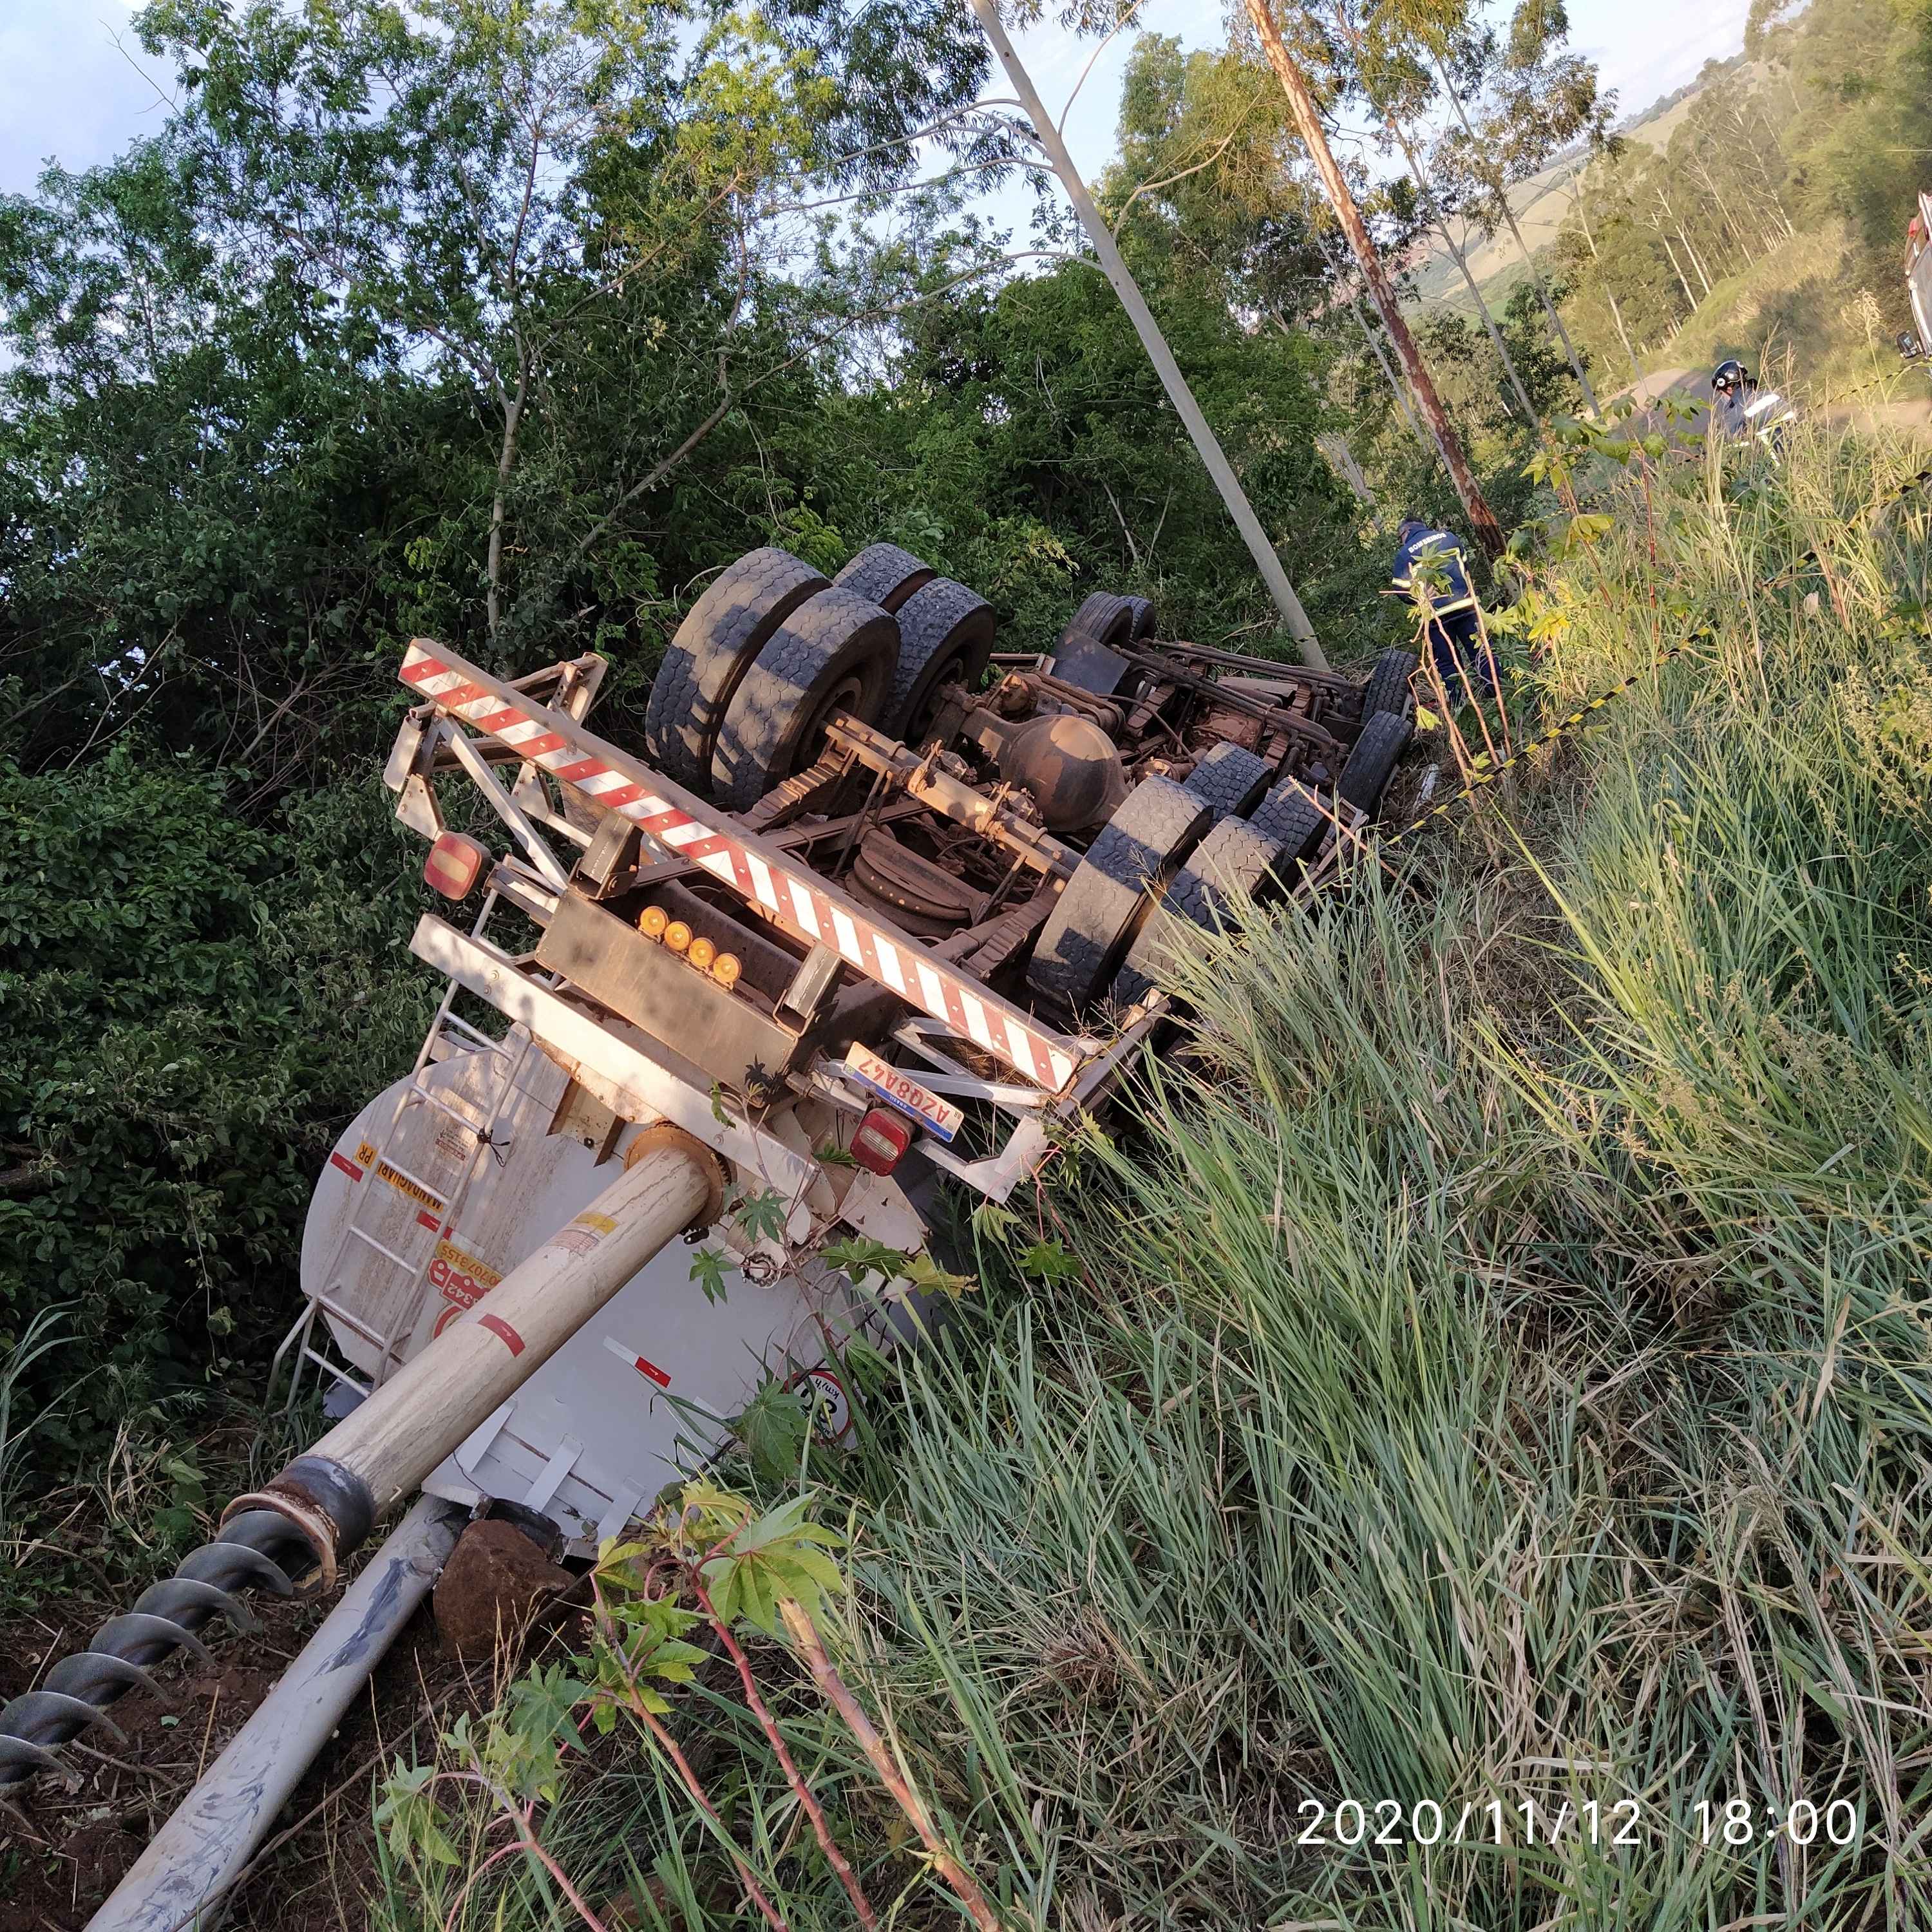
1019;1237;1082;1285
732;1378;811;1484
688;1485;848;1635
688;1245;730;1303
819;1233;905;1283
733;1186;788;1244
901;1249;975;1298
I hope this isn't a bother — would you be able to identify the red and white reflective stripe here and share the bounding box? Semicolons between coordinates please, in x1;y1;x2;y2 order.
477;1312;524;1356
603;1335;671;1387
401;643;1080;1092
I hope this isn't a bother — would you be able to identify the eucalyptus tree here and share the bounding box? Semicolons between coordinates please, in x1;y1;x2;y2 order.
1239;0;1505;556
1094;33;1448;497
1333;12;1540;425
1423;0;1610;409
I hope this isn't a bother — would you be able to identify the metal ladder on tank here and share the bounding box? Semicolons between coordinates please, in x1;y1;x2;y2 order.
268;976;537;1412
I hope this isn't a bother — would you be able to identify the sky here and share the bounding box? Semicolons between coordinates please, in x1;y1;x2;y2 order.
0;0;1756;205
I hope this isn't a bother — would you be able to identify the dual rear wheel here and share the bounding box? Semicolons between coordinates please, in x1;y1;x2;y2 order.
644;543;994;807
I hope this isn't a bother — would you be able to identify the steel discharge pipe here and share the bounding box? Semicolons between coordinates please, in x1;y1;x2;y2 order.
225;1124;724;1585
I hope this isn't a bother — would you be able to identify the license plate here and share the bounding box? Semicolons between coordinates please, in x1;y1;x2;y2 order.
844;1043;965;1142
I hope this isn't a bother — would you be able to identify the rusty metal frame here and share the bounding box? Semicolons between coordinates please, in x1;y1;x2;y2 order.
394;641;1087;1097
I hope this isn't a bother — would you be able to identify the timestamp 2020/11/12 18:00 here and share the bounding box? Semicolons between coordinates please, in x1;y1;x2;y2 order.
1294;1795;1864;1851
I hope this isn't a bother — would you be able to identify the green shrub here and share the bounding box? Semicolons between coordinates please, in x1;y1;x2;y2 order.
0;750;437;1473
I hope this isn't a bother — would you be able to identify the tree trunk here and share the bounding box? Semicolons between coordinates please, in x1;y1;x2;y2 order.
487;354;528;643
1391;127;1539;424
1243;0;1504;558
1680;224;1715;296
1570;163;1643;385
1656;225;1698;311
1432;56;1597;413
1349;294;1435;456
1656;187;1714;295
1604;285;1643;386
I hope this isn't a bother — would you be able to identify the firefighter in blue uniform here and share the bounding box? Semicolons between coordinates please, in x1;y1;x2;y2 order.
1390;518;1494;701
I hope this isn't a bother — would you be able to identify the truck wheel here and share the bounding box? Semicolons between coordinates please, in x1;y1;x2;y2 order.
1125;595;1157;641
1059;591;1136;652
1336;710;1413;819
712;587;900;810
1026;778;1213;1012
1247;778;1329;867
1361;647;1417;723
833;542;936;613
645;549;828;790
1113;817;1283;1006
881;578;996;744
1181;743;1273;820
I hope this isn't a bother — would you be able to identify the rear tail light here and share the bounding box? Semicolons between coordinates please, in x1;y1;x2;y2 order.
852;1107;913;1175
638;905;669;939
424;833;488;900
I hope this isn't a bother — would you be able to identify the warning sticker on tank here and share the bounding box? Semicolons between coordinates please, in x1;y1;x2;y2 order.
788;1366;855;1443
843;1045;965;1142
478;1312;524;1356
603;1334;671;1387
348;1139;448;1217
430;1240;502;1310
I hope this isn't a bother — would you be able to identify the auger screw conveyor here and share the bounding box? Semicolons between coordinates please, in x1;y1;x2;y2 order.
10;545;1415;1929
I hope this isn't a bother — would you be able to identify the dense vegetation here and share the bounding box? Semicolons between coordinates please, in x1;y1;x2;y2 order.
0;0;1395;1508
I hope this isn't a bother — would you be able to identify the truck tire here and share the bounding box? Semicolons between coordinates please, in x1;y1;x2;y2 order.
712;588;900;810
1026;778;1213;1012
880;578;996;744
1059;591;1136;652
1113;817;1283;1006
1125;595;1157;641
833;543;936;614
645;549;828;789
1336;710;1413;819
1247;778;1329;868
1181;743;1273;820
1361;647;1417;723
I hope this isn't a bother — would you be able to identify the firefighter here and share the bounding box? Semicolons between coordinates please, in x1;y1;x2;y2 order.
1391;518;1495;701
1712;358;1794;452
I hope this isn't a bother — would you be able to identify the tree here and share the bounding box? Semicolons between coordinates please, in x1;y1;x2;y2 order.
1424;0;1610;411
1239;0;1505;556
0;0;1005;779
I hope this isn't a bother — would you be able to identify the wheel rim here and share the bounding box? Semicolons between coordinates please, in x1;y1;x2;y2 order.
797;671;869;774
902;652;966;744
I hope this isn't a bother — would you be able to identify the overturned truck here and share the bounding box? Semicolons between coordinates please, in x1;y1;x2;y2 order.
3;543;1415;1928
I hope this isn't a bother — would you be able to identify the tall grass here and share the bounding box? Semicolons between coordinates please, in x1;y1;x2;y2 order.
375;420;1932;1928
